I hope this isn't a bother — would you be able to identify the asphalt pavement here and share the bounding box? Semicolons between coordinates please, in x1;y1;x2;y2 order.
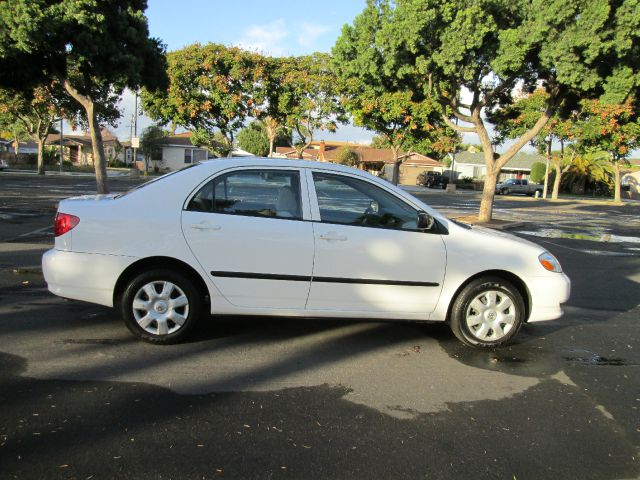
1;173;639;479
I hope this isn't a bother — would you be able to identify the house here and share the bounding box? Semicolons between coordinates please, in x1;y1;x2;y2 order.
621;158;640;199
274;140;445;185
126;132;209;172
46;129;121;165
447;151;545;181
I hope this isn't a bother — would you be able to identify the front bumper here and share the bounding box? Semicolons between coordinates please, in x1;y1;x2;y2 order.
42;249;137;307
524;272;571;322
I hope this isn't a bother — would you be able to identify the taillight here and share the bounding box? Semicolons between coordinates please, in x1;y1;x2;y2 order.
54;212;80;237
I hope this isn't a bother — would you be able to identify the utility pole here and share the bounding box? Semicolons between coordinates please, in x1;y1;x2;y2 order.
59;118;63;173
132;90;138;169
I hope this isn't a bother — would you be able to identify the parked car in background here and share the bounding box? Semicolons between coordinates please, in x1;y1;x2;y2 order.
495;178;543;196
42;158;570;348
417;171;449;189
0;159;8;171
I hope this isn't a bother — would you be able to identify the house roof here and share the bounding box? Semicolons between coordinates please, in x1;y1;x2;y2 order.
275;141;444;167
45;129;120;148
452;151;545;170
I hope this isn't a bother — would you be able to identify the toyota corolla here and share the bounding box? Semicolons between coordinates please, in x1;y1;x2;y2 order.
42;158;570;348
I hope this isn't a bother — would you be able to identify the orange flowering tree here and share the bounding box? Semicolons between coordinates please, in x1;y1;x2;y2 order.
0;84;69;174
577;100;640;202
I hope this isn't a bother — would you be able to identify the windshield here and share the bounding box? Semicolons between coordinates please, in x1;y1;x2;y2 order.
115;163;203;198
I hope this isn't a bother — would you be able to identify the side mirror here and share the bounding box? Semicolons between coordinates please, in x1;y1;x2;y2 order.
417;211;435;230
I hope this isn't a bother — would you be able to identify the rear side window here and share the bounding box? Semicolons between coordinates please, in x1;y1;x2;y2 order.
186;169;302;220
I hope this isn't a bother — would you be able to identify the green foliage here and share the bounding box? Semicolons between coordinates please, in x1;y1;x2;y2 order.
529;162;547;183
0;0;168;193
278;54;346;157
140;125;166;170
332;0;452;179
336;146;360;167
237;122;270;156
142;43;269;148
191;130;232;158
354;0;640;217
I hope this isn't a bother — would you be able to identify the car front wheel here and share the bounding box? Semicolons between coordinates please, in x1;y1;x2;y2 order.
449;277;525;348
120;269;202;344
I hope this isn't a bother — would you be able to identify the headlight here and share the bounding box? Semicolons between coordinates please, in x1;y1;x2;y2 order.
538;252;562;273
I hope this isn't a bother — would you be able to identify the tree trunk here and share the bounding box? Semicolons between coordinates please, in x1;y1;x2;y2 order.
391;146;401;185
36;139;45;175
479;170;498;222
62;80;109;193
542;139;552;198
268;135;275;158
87;103;109;193
265;117;277;157
612;161;621;203
551;165;562;200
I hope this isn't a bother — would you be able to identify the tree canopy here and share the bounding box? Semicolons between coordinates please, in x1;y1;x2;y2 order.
332;0;450;184
357;0;640;219
0;0;167;193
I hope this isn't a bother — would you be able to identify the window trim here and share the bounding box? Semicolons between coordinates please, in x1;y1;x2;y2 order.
183;167;311;221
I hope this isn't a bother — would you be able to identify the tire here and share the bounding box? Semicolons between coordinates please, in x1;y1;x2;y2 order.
449;276;525;348
503;188;510;195
120;269;203;344
441;183;447;190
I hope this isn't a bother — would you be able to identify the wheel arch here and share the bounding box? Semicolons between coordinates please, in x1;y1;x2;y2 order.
113;256;211;308
445;270;531;323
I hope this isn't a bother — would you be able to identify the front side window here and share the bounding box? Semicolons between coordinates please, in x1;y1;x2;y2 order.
312;172;419;230
186;169;302;220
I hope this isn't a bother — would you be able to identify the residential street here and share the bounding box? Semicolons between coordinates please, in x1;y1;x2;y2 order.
1;172;639;479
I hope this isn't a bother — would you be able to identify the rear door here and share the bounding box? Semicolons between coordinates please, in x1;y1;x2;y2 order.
181;168;314;310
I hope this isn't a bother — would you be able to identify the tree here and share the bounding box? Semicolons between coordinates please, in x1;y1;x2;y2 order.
237;122;270;156
191;130;233;158
278;54;346;159
562;150;613;195
0;0;168;193
333;1;445;185
491;90;581;199
336;146;360;167
371;0;640;220
576;100;640;203
140;125;166;173
142;43;265;157
529;162;546;184
0;84;69;174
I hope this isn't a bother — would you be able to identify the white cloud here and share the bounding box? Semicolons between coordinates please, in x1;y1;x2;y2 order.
297;22;331;49
237;19;289;57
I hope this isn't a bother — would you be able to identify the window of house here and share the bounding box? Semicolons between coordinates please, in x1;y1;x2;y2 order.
312;172;419;231
152;147;163;162
184;149;193;164
186;170;302;220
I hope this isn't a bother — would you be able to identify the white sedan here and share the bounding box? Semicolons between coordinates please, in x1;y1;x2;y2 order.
42;158;570;348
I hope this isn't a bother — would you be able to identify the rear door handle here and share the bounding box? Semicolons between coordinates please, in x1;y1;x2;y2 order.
319;232;348;241
191;223;222;231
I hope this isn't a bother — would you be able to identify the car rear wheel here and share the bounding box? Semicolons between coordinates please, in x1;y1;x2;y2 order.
450;277;525;348
120;269;202;344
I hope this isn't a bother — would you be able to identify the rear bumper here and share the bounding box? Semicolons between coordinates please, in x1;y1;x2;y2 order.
524;272;571;322
42;249;137;307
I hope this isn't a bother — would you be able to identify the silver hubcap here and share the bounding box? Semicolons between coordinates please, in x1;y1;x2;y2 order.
465;290;516;341
132;281;189;336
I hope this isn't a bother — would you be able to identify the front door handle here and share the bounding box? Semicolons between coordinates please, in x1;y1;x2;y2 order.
191;223;222;231
319;232;348;241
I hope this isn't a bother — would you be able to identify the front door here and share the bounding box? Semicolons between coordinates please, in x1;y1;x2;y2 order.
182;168;314;310
306;171;447;315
